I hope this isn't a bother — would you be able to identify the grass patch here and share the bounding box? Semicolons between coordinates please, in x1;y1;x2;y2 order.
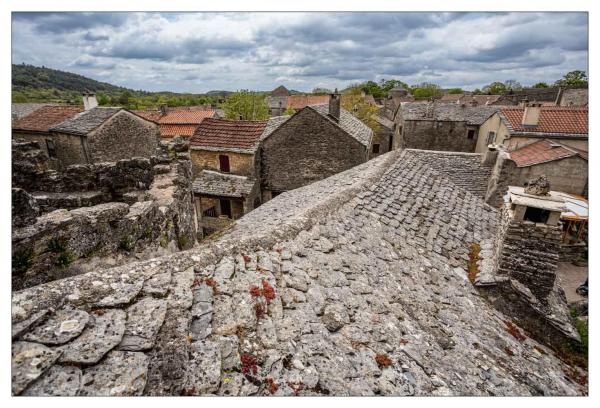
119;236;134;252
12;248;34;275
55;250;75;268
467;242;481;283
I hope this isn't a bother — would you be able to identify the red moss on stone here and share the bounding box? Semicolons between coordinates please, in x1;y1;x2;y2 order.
266;377;279;394
375;354;393;369
262;280;276;305
241;353;258;375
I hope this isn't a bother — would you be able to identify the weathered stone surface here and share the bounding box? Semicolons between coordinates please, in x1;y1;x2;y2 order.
12;309;50;339
22;365;82;396
12;341;61;395
168;267;194;309
79;351;149;396
182;340;222;395
59;309;126;364
94;279;144;307
23;308;89;345
119;297;167;351
322;303;350;332
142;271;172;296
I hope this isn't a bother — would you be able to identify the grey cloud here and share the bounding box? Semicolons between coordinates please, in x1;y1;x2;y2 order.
13;12;128;34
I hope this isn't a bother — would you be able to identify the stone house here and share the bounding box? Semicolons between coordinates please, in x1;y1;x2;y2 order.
394;101;499;152
134;106;219;141
265;85;290;117
259;95;372;200
12;105;84;168
439;94;504;106
475;104;588;153
556;88;588;107
47;107;160;167
188;117;286;236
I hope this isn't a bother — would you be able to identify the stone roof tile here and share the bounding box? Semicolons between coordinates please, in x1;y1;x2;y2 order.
50;107;121;135
400;102;500;125
193;170;257;198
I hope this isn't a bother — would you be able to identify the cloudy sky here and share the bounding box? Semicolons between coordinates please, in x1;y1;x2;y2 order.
12;12;588;93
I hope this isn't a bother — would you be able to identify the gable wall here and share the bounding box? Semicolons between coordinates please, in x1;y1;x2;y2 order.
87;111;160;163
260;107;368;193
401;119;480;152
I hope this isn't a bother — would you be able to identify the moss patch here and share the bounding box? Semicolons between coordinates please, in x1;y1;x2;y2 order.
467;242;481;284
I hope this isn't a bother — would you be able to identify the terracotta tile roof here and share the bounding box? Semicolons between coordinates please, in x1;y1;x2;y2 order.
287;95;330;110
189;118;269;153
509;139;588;167
12;105;83;132
158;108;216;124
132;110;163;122
159;124;200;138
501;106;588;135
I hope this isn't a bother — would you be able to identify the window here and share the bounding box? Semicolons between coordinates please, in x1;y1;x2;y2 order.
523;207;550;223
220;199;232;218
486;131;496;145
45;139;56;158
372;144;380;154
467;129;475;139
219;155;230;172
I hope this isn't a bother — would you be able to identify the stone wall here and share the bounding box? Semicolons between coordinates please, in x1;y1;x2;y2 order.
370;127;393;159
515;156;588;197
86;110;160;163
12;155;197;290
12;132;89;170
400;120;479;152
559;242;587;263
260;107;367;193
494;211;562;301
484;150;520;207
189;149;255;178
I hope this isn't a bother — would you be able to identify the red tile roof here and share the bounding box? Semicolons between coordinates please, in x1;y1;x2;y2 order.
132;110;163;122
158;108;216;124
287;95;330;110
501;107;588;135
12;105;84;132
189;118;268;152
510;139;588;167
159;124;200;138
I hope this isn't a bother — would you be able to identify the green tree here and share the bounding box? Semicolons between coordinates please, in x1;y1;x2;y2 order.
472;88;482;95
482;81;507;94
312;87;332;95
532;82;549;88
379;79;409;94
283;107;296;116
223;90;269;120
555;70;588;87
360;80;385;98
411;83;442;99
447;88;464;94
504;80;523;92
118;90;132;106
341;86;381;134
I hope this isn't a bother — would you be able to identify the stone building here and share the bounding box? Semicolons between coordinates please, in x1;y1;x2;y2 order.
260;96;372;200
12;105;84;168
475;104;588;153
265;85;290;116
11;149;586;396
439;94;504;106
188;117;287;236
394;101;499;152
47;107;160;167
556;88;588;107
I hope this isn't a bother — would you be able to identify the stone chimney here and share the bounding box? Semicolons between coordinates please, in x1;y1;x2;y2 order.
481;144;499;166
82;93;98;111
469;99;478;107
159;104;168;116
329;89;341;122
493;176;565;301
521;102;542;126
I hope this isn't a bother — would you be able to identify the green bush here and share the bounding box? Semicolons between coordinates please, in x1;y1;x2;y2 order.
119;236;134;252
56;250;75;268
13;248;34;275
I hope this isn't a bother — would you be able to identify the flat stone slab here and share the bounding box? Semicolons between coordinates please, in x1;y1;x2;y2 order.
22;308;89;345
119;297;168;351
142;271;172;296
22;365;82;396
12;309;50;339
94;279;145;307
79;351;149;396
59;309;126;364
168;267;194;309
182;340;221;395
12;341;62;395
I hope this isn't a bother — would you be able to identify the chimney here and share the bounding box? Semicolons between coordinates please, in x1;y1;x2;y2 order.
82;93;98;111
159;104;168;116
329;88;341;121
521;102;542;126
481;144;499;166
469;99;478;107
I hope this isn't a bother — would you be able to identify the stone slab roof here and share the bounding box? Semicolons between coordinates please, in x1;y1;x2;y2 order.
12;149;585;396
403;149;492;198
501;107;588;136
12;106;84;132
193;170;256;198
400;102;499;125
439;94;503;105
50;107;121;135
509;139;588;167
309;103;373;147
